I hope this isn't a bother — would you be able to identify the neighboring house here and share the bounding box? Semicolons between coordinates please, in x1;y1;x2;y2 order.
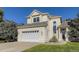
17;10;69;43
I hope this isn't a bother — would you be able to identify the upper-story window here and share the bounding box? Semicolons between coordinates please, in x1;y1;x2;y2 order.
53;21;56;33
53;21;56;25
33;18;36;22
33;17;40;23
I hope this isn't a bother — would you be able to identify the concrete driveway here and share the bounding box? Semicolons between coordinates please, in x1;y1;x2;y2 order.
0;42;39;52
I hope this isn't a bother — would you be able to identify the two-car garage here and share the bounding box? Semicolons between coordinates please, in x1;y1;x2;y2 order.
18;27;47;43
21;30;40;42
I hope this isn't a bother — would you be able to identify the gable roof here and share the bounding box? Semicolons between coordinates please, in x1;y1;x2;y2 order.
27;9;61;19
27;9;41;17
27;9;48;18
32;9;42;14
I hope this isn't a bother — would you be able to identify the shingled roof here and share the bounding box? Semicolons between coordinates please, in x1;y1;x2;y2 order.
17;21;48;29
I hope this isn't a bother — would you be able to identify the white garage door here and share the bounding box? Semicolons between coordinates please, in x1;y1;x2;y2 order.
21;30;40;42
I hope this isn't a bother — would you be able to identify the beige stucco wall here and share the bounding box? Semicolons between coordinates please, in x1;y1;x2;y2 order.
47;17;63;42
41;15;49;22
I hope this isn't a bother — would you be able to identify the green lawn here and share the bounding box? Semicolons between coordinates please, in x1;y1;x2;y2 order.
23;42;79;52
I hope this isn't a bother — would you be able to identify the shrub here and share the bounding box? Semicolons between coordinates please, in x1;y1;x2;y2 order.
49;36;58;42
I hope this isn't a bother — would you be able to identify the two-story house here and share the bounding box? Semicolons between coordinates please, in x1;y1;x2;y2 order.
17;10;68;43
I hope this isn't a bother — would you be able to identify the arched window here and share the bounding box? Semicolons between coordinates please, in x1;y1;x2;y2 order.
53;21;56;33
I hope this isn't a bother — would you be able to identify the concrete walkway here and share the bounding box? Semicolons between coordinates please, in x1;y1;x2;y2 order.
0;42;39;52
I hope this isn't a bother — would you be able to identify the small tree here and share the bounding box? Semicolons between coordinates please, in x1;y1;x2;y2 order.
0;20;17;42
68;13;79;41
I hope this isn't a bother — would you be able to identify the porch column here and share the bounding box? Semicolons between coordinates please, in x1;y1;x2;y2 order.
58;28;63;42
65;28;69;42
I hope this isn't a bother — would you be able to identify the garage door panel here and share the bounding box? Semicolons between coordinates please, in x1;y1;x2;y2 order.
21;30;40;42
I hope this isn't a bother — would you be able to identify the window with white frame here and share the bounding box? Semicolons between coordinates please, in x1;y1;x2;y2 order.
33;17;40;23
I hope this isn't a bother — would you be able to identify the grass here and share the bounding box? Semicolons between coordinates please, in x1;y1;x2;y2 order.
23;42;79;52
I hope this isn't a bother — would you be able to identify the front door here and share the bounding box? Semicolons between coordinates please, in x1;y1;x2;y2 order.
62;34;65;41
62;29;66;41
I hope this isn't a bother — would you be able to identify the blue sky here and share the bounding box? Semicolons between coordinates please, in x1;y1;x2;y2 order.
2;7;79;24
